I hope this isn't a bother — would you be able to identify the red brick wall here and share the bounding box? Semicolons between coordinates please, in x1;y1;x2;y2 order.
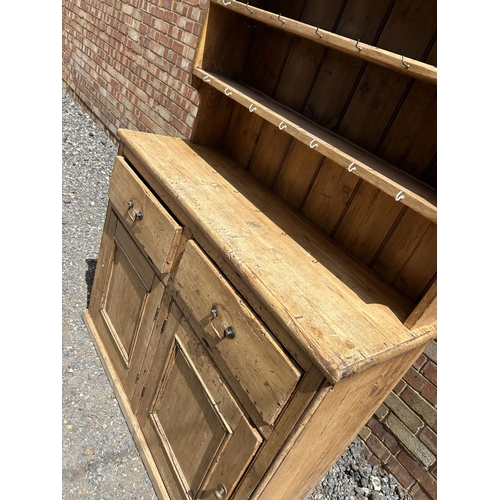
359;340;437;499
62;2;437;498
62;0;206;143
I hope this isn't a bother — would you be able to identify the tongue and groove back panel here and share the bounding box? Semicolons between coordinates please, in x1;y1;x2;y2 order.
190;0;437;308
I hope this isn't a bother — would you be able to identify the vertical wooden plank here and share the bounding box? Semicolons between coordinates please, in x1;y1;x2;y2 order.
272;0;345;112
336;0;436;150
248;121;293;187
393;222;437;302
240;0;306;95
332;182;404;266
375;78;437;180
188;77;236;147
273;37;329;112
303;0;394;126
273;139;324;209
222;102;265;168
371;209;433;300
198;3;256;77
375;0;437;60
240;23;294;96
299;0;346;27
336;65;412;151
301;157;359;235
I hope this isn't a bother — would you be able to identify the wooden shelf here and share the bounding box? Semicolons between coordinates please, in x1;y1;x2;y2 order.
118;129;436;382
192;67;437;223
211;0;437;85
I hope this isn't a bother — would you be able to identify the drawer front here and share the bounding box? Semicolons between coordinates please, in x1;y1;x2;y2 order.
108;156;183;273
173;240;301;426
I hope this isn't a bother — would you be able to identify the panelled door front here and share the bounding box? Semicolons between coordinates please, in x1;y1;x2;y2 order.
89;208;165;403
139;300;263;500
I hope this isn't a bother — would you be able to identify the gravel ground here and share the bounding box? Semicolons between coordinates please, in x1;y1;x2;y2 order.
62;85;412;500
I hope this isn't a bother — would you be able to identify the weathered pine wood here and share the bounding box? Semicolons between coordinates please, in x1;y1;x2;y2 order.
272;138;324;209
303;0;395;127
210;0;437;84
172;239;302;428
222;103;265;168
82;309;172;500
301;156;360;235
404;279;437;330
191;70;437;223
247;120;293;187
233;367;325;500
190;75;236;147
376;67;437;181
122;142;315;373
337;0;436;152
141;302;263;500
108;156;183;274
332;181;404;266
371;209;436;301
117;130;435;382
88;209;164;402
253;343;428;500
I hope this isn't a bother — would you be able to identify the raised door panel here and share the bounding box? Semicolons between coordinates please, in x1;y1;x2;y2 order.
141;302;262;500
90;209;165;400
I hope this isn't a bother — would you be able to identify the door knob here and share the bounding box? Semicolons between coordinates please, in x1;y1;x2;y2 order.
214;484;227;499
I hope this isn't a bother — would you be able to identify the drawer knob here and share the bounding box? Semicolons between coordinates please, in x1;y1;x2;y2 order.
223;326;235;339
135;210;143;221
211;305;219;318
214;484;227;499
210;305;235;340
128;199;134;208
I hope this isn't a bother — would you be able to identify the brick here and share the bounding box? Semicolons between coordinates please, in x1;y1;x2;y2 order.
368;454;382;468
413;353;427;370
403;367;437;406
358;426;371;441
366;434;391;464
398;450;437;499
392;379;406;395
429;461;437;479
366;418;400;455
374;403;389;420
401;387;437;431
385;414;435;468
424;340;437;363
385;455;415;489
385;392;424;433
422;361;437;386
409;483;432;500
421;379;437;406
419;427;437;454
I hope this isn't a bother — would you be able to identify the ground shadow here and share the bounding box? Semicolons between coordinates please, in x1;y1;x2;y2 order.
85;258;97;307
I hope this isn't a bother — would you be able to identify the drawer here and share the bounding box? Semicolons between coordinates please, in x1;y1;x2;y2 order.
108;156;183;273
173;240;301;427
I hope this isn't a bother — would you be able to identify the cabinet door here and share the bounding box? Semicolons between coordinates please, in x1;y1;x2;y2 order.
139;301;262;500
88;208;165;401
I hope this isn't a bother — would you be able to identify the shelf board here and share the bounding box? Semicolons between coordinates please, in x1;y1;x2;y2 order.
193;67;437;223
211;0;437;85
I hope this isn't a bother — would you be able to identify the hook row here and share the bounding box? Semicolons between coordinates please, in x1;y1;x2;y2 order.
236;3;413;73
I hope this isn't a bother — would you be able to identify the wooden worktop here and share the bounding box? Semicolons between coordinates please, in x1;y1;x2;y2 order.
117;129;436;382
